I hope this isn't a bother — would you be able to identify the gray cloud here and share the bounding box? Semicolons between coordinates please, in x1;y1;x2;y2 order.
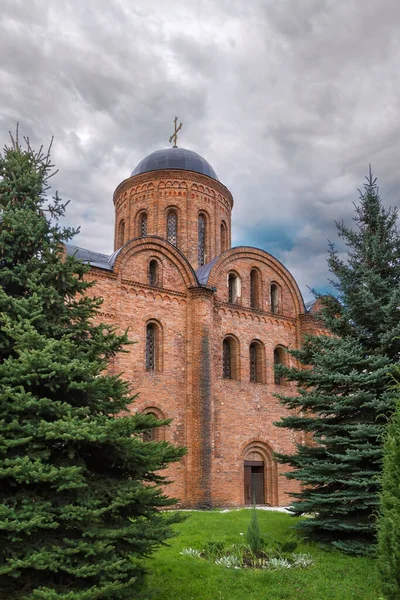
1;0;399;301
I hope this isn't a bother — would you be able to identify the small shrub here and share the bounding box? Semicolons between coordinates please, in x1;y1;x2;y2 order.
292;553;315;568
204;540;226;560
215;555;241;569
268;557;293;570
180;548;202;558
226;542;246;561
246;507;264;556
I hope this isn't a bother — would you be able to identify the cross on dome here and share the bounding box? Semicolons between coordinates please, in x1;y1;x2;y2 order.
169;116;182;148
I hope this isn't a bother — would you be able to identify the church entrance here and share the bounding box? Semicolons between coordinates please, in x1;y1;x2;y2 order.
244;460;265;505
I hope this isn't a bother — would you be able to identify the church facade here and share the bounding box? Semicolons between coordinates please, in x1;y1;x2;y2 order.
66;144;321;508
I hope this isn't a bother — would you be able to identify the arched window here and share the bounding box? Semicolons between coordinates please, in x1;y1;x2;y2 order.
142;409;166;442
139;212;148;237
167;210;178;246
228;272;241;304
148;259;159;286
145;321;162;372
223;339;231;379
222;336;239;380
221;221;228;252
117;220;125;247
142;412;158;442
270;283;279;314
198;213;206;267
274;346;286;385
250;269;261;309
249;341;265;383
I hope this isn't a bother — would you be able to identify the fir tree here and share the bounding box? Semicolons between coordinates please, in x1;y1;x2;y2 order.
377;382;400;600
275;169;400;555
0;130;185;599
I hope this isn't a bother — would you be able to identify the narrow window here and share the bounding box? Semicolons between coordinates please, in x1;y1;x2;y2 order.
250;341;264;383
146;323;156;371
140;212;148;237
198;213;206;267
148;260;158;286
118;220;125;247
167;210;178;246
271;283;279;314
250;343;257;382
222;336;239;380
228;272;241;304
223;339;231;379
143;412;157;442
142;409;165;442
221;221;228;252
250;269;261;309
274;346;285;385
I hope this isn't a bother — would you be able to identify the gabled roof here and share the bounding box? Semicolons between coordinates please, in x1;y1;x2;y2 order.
65;244;121;271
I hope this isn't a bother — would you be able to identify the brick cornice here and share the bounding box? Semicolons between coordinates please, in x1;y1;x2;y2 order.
216;301;297;325
189;286;215;300
113;169;234;208
121;278;187;298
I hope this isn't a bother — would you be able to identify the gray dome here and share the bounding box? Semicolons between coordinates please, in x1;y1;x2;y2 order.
131;147;219;181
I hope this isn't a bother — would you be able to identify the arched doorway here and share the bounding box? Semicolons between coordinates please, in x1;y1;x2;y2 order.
242;441;278;506
244;460;265;505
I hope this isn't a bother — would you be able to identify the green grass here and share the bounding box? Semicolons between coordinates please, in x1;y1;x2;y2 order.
142;510;381;600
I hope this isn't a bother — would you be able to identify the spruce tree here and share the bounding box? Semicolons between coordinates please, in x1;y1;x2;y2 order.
275;169;400;554
0;131;185;599
377;384;400;600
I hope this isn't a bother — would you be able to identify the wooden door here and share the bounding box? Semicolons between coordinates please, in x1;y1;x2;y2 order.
244;465;252;505
244;461;265;505
251;468;265;504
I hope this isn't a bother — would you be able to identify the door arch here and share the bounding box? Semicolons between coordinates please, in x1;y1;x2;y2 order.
242;441;278;506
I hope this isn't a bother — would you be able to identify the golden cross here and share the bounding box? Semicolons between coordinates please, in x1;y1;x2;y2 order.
169;116;182;148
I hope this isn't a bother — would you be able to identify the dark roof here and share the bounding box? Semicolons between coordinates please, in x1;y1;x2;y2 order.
196;256;221;285
131;147;219;181
65;244;121;271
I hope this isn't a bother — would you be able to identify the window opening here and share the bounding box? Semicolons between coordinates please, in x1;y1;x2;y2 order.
198;213;206;267
149;260;158;286
228;273;240;304
250;343;257;382
146;323;156;371
143;412;157;442
250;269;260;309
118;220;125;247
271;284;279;314
221;221;227;252
167;210;178;246
140;212;148;237
274;347;285;385
223;339;231;379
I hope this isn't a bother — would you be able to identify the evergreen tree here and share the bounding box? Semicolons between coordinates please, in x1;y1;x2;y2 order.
275;169;400;555
377;381;400;600
0;131;185;599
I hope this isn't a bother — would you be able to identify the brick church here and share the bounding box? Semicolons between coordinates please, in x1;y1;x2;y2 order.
66;132;322;508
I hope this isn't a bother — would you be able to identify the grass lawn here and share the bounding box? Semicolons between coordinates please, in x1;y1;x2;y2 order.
142;510;381;600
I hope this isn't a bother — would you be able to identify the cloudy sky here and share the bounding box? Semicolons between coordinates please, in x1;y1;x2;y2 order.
1;0;399;301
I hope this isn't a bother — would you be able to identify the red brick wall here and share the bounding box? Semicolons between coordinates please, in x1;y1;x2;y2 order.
113;170;233;269
80;168;322;508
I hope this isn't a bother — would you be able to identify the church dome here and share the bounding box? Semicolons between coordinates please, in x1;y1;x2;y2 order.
131;147;219;181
